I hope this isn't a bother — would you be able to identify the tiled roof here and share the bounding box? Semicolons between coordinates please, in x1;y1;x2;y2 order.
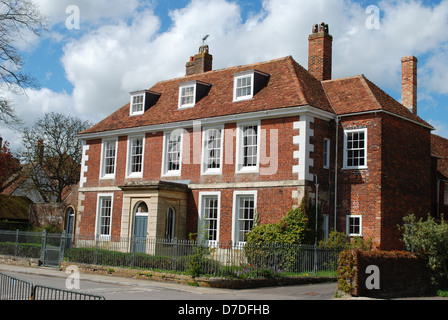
80;56;333;135
80;56;433;136
431;134;448;180
321;75;432;128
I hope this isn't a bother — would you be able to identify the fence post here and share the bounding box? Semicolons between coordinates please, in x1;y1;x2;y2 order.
14;229;19;257
59;231;66;266
94;235;99;265
40;229;47;265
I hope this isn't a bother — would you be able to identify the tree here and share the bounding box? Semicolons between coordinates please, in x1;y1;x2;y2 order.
0;0;47;126
19;112;93;202
0;137;20;190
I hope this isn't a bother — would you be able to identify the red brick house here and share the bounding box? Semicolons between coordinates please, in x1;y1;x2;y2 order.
75;23;437;250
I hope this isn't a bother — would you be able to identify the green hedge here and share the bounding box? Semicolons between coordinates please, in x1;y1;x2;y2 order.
0;242;41;258
338;249;430;298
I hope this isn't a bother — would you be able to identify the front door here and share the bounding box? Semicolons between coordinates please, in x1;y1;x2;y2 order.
133;202;148;253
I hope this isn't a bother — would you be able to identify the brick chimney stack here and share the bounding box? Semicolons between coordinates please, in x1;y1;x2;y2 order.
308;22;333;81
186;45;213;76
401;56;418;115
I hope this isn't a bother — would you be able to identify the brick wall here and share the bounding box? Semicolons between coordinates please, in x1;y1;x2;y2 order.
381;113;431;250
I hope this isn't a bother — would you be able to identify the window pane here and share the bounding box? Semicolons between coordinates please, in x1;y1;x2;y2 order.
346;130;366;168
181;86;194;106
242;125;257;167
237;195;255;243
130;138;143;173
203;196;219;242
103;141;116;175
99;197;112;236
205;129;222;170
167;133;181;172
132;95;144;113
236;75;252;98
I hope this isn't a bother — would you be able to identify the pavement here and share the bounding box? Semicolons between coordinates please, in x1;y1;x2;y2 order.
1;263;447;301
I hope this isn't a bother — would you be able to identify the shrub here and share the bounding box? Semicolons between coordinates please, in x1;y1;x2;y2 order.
319;230;373;251
400;214;448;288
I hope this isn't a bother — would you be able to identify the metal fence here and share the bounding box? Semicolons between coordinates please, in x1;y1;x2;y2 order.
0;230;341;278
0;272;105;300
0;272;33;300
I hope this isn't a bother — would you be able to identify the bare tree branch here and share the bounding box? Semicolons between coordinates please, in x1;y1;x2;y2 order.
0;0;48;125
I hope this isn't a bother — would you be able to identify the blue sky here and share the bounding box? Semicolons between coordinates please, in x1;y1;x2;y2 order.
2;0;448;151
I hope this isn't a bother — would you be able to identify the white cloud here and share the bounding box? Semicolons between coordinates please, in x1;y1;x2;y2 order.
4;0;448;151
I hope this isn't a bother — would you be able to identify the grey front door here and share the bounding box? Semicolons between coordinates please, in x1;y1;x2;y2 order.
133;202;148;253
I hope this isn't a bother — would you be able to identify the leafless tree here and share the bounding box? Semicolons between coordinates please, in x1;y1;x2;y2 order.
0;0;47;126
20;112;93;203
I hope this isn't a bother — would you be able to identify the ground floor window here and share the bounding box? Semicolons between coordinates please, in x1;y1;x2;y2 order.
233;191;257;246
346;215;362;236
199;192;220;246
96;194;113;239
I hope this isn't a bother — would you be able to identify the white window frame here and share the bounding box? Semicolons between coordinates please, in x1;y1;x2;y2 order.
130;93;145;116
198;191;221;247
162;130;183;176
343;128;368;169
100;138;118;179
201;126;224;175
323;138;330;169
346;215;362;237
95;193;114;240
236;121;260;173
178;82;196;109
233;71;254;102
126;135;145;178
232;190;257;247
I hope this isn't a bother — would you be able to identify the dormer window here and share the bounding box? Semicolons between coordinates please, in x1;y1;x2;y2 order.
129;90;161;116
179;83;196;109
178;81;212;109
130;93;145;116
233;70;270;102
234;73;253;101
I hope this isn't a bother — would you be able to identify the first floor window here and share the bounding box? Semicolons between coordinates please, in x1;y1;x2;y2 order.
344;128;367;169
346;215;362;236
202;128;223;174
164;131;182;175
237;123;259;172
199;193;220;246
128;137;144;176
101;139;117;178
233;192;257;245
97;195;113;239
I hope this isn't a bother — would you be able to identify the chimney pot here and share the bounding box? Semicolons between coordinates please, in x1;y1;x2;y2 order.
186;45;213;76
401;56;418;114
308;22;333;81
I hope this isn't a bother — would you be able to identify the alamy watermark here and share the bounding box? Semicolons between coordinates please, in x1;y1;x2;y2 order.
66;5;80;30
65;265;80;290
366;5;381;30
365;265;380;290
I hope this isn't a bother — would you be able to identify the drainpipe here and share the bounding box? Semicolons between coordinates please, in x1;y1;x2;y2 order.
334;116;340;231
